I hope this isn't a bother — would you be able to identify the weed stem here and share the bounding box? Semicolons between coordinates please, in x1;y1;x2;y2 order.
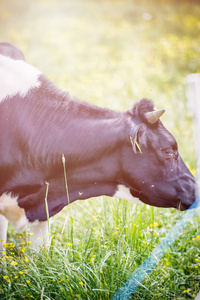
45;181;50;233
62;154;70;206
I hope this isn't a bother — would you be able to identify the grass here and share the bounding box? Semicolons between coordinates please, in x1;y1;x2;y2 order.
0;200;200;299
0;0;200;298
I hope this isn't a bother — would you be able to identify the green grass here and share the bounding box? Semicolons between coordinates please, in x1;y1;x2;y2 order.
1;200;200;299
0;0;200;298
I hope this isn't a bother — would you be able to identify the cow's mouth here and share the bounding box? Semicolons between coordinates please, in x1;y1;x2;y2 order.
178;201;191;211
130;187;191;211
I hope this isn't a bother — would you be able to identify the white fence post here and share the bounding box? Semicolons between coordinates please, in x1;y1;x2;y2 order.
186;73;200;202
186;74;200;300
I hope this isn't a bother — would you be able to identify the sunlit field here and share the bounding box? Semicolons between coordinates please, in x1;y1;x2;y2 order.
0;0;200;299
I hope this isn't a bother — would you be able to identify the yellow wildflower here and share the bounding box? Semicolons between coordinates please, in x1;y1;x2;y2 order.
195;258;200;262
90;257;95;263
150;222;159;228
6;256;13;259
11;261;18;266
20;247;26;253
79;281;84;286
196;235;200;241
67;242;72;247
3;242;15;248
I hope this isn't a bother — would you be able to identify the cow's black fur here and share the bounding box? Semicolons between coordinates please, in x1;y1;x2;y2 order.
0;42;25;60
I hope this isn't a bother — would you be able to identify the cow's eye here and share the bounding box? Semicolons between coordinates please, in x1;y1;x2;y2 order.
162;147;174;159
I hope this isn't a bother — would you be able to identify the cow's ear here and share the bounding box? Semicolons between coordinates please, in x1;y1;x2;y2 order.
130;124;147;154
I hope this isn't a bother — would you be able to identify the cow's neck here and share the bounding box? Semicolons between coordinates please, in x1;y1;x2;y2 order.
65;113;127;202
42;98;129;203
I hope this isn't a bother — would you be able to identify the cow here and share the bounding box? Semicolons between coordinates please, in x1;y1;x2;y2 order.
0;43;196;249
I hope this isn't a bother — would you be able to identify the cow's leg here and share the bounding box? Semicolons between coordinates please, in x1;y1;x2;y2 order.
0;214;8;249
28;220;50;250
0;214;8;271
0;214;8;250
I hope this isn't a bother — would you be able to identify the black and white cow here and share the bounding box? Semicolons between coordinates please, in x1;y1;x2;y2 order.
0;43;196;248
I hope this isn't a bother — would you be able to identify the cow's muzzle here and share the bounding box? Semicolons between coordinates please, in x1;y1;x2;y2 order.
176;177;197;211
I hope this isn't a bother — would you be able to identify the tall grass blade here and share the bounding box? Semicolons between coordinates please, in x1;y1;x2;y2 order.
62;154;70;205
45;181;50;233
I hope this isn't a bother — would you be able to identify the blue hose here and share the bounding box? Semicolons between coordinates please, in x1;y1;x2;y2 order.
111;199;200;300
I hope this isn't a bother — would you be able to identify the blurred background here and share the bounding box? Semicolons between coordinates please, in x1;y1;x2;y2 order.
0;0;199;169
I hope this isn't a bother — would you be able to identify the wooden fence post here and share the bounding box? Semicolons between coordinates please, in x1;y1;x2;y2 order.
186;73;200;202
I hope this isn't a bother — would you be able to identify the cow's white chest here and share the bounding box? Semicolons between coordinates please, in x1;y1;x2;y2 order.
0;193;28;231
0;193;49;250
0;54;41;102
113;184;142;204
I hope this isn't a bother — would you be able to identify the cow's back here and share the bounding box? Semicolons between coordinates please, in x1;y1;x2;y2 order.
0;42;25;60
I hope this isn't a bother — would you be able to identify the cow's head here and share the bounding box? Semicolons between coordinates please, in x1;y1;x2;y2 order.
122;99;196;211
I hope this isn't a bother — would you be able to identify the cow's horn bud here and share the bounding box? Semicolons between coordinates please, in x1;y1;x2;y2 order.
145;109;165;124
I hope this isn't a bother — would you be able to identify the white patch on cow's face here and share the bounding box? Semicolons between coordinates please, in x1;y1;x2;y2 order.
0;193;28;231
0;54;41;102
114;184;142;204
